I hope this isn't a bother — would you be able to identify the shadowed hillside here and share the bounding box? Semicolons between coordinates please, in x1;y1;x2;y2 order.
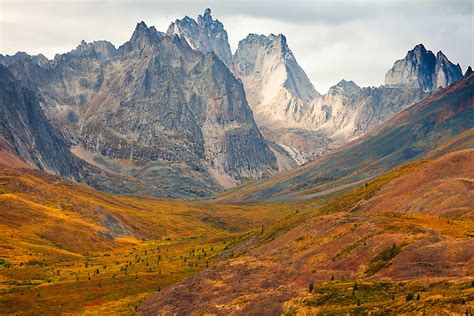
216;74;474;203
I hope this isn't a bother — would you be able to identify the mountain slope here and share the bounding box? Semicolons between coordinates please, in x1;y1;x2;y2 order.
141;146;474;315
2;21;278;199
216;73;474;202
0;65;81;178
233;33;320;128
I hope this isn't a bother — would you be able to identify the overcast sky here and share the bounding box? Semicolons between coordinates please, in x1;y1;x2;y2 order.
0;0;472;93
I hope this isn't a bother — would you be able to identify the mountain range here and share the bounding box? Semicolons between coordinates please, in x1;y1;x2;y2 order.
0;8;466;199
0;6;472;315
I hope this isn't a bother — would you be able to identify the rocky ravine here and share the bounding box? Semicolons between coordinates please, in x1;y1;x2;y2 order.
1;21;280;199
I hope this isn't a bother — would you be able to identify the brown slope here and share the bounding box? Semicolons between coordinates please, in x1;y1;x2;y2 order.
0;166;294;314
141;148;474;314
0;135;31;169
357;148;474;216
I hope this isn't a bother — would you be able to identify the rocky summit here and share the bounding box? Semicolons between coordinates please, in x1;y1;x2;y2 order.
385;44;463;91
233;33;321;128
1;20;278;199
167;8;233;68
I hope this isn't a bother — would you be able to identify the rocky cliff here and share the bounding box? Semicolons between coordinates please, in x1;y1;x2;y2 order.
2;21;278;199
167;8;233;68
233;33;320;128
384;44;462;91
0;65;81;177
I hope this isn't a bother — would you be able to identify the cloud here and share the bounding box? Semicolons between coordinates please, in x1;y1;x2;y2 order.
0;0;472;92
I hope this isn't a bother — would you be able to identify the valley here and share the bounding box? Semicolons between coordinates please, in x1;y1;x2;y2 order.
0;167;296;314
0;4;472;315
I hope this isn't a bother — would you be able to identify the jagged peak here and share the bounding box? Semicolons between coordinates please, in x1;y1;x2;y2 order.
436;50;448;60
197;7;224;28
328;79;361;95
135;21;148;32
465;66;473;76
413;43;427;52
239;33;291;60
127;21;164;49
200;8;212;20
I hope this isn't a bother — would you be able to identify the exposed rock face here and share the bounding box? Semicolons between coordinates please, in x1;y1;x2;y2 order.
2;21;278;199
272;82;427;163
0;52;49;67
464;66;473;76
167;8;233;68
384;44;462;91
233;33;320;128
0;65;81;177
217;73;474;203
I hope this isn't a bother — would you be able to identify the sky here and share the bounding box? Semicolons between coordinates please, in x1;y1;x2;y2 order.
0;0;472;93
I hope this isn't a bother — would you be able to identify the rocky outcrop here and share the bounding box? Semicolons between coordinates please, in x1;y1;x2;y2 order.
0;65;81;177
1;21;278;199
384;44;462;91
233;33;320;128
167;8;233;68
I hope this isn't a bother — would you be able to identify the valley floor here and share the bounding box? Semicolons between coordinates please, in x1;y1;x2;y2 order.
0;148;473;315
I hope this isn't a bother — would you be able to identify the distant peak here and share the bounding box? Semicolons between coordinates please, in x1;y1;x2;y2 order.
129;20;161;45
413;43;427;52
199;8;213;22
136;21;148;31
464;66;472;76
329;79;360;95
436;51;449;61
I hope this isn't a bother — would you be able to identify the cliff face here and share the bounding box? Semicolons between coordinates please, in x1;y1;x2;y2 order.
0;65;81;177
233;33;320;128
2;21;278;199
167;8;233;68
385;44;462;91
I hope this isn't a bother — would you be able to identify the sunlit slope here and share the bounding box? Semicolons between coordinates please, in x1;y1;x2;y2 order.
216;74;474;203
0;167;292;314
142;148;474;314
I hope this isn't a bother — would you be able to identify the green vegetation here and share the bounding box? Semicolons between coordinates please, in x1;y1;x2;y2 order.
365;244;401;276
301;280;473;314
0;258;11;268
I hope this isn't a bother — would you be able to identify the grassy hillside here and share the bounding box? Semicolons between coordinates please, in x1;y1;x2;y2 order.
142;148;474;314
0;167;294;314
216;74;474;203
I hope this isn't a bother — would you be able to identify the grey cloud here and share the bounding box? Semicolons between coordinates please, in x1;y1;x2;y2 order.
0;0;472;92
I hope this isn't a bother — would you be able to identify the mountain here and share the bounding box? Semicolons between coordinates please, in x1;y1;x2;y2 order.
233;33;320;128
1;21;278;199
0;51;49;66
141;143;474;314
385;44;463;91
167;8;233;68
165;11;461;166
0;64;82;178
216;73;474;202
232;42;446;164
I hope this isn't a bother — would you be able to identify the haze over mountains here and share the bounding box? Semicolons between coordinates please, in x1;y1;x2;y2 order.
0;8;468;199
